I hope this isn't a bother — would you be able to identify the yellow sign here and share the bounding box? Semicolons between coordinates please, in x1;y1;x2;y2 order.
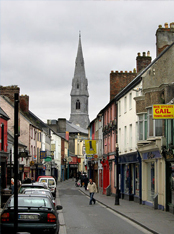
153;105;174;119
85;140;96;155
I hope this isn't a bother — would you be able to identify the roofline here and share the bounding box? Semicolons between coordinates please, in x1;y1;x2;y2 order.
114;41;174;101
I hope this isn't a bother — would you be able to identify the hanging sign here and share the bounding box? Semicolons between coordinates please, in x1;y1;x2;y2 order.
153;104;174;119
85;140;96;154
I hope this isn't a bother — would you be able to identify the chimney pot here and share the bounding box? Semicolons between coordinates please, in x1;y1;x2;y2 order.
143;52;146;57
170;22;174;28
137;52;141;56
158;25;162;28
147;51;150;57
164;23;168;28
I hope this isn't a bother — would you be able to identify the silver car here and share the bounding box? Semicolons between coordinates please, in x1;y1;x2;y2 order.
22;188;56;206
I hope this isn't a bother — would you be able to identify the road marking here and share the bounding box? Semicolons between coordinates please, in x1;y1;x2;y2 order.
105;207;152;234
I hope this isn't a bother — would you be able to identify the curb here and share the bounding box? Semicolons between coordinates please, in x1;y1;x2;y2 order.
79;189;158;234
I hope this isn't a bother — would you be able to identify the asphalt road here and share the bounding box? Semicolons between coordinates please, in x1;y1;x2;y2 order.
57;180;152;234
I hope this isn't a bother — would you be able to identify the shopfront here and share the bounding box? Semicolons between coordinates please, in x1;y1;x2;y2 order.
120;152;141;203
19;164;24;182
165;151;174;214
141;150;165;210
23;166;30;179
101;157;109;195
69;163;78;178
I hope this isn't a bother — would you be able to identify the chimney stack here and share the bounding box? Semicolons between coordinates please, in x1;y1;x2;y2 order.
156;22;174;57
136;51;151;73
20;95;29;113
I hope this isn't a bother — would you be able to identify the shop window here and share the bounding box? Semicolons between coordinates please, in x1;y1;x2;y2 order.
135;164;139;196
147;162;155;201
148;108;162;137
124;164;129;194
131;164;134;194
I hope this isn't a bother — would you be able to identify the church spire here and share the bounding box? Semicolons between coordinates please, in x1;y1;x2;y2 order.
69;33;90;129
74;31;86;79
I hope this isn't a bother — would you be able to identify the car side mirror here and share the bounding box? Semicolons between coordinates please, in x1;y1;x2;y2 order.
56;205;63;210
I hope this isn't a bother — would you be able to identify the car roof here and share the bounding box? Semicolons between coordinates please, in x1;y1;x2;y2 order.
13;194;51;198
21;182;47;187
38;176;54;179
23;188;51;193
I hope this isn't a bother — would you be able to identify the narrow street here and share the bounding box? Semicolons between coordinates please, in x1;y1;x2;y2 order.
56;180;152;234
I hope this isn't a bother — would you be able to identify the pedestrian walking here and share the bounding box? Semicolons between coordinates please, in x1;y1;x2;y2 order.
87;178;97;205
11;178;14;194
83;174;89;190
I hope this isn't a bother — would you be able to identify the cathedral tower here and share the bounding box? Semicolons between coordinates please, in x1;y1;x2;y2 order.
69;33;90;129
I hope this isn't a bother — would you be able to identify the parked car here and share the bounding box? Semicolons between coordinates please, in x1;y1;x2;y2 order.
1;194;63;234
37;176;56;197
18;182;48;193
22;188;56;206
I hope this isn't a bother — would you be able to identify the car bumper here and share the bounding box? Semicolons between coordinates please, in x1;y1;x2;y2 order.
1;223;59;234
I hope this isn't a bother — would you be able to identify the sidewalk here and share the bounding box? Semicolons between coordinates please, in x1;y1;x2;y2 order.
78;185;174;234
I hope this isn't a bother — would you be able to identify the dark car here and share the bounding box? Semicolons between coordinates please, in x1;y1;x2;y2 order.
1;194;63;234
22;188;56;206
18;182;48;193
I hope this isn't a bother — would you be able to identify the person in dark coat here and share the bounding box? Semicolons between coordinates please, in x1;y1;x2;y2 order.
83;175;89;190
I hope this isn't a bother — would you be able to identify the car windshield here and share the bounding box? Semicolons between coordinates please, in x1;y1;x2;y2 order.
24;190;53;199
8;196;52;208
48;179;55;186
40;179;47;183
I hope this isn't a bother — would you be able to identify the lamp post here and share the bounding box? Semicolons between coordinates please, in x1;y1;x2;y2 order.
115;143;119;205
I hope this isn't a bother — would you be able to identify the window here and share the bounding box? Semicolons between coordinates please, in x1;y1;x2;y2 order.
124;126;127;151
124;96;127;113
166;119;174;147
148;108;162;137
119;128;121;152
76;100;80;109
1;123;4;151
118;101;121;116
77;83;79;89
129;93;132;110
138;114;147;140
129;124;132;149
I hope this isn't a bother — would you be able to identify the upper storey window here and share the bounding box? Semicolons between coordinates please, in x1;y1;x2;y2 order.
77;82;79;89
76;100;80;109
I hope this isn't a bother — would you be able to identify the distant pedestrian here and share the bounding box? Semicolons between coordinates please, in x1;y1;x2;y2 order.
87;178;97;205
11;178;14;194
31;177;35;183
83;175;89;190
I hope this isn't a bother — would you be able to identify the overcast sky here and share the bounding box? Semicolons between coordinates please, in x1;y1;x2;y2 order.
1;1;174;124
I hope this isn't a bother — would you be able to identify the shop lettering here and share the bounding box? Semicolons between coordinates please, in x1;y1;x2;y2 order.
155;109;171;114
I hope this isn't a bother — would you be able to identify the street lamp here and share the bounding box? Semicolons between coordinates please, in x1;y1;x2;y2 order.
115;143;119;205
